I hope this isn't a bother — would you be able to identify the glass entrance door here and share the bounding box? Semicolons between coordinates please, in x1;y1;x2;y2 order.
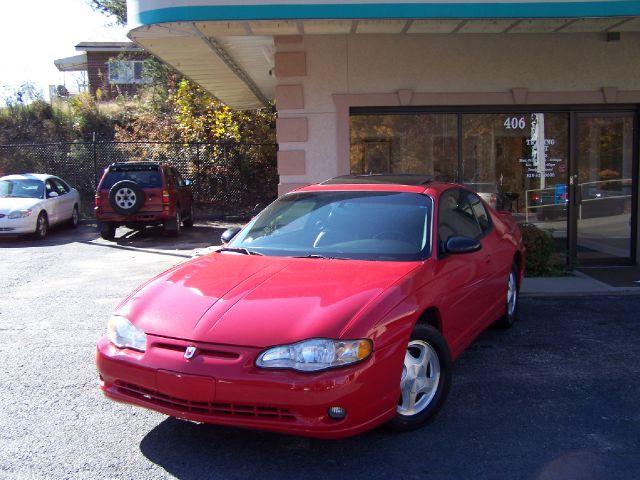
573;114;635;265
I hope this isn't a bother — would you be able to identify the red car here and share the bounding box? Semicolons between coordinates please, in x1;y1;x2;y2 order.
95;162;194;240
96;175;524;439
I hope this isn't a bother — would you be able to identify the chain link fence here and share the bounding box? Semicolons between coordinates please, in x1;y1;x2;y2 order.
0;141;278;217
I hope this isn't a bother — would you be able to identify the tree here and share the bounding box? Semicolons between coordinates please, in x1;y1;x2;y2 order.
87;0;127;25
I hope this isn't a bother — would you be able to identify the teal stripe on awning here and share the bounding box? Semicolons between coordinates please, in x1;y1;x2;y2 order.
134;2;640;26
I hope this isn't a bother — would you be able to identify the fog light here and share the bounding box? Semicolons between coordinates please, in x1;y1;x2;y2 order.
328;406;346;420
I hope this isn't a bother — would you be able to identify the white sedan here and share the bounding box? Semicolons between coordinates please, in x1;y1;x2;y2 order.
0;174;81;239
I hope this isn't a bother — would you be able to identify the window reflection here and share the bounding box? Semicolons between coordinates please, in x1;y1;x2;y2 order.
461;113;569;253
350;114;458;181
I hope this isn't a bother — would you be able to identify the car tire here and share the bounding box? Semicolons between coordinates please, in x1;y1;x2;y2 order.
100;222;116;241
33;211;48;240
386;324;452;432
495;262;520;329
109;181;145;216
164;210;181;237
69;205;80;229
182;204;194;229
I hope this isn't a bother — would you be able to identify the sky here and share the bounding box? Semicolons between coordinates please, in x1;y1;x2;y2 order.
0;0;129;99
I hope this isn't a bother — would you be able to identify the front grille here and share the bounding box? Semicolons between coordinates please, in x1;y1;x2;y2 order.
114;381;296;421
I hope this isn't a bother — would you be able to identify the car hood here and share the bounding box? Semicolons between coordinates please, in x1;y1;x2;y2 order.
0;197;41;214
117;253;420;348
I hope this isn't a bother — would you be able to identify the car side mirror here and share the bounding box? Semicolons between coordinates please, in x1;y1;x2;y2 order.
445;236;481;254
48;191;59;198
221;227;241;244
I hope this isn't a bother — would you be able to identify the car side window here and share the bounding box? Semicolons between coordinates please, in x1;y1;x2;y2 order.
45;180;56;198
173;168;185;187
438;189;483;248
51;178;69;196
164;167;176;187
465;191;491;233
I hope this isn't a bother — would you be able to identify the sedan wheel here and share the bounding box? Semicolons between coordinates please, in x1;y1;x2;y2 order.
34;212;48;240
398;341;440;416
496;262;520;329
387;324;452;432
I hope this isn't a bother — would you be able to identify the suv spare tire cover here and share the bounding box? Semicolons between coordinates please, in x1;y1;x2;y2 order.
109;180;145;215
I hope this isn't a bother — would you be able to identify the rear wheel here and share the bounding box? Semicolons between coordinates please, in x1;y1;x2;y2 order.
164;210;181;237
495;262;519;329
33;212;48;240
100;222;116;241
386;324;452;432
69;205;80;228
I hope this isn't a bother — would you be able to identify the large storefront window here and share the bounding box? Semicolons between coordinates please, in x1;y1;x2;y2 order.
350;108;637;264
350;114;458;181
462;113;569;252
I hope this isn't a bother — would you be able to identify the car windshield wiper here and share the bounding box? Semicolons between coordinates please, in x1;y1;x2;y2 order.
293;254;348;260
218;247;263;256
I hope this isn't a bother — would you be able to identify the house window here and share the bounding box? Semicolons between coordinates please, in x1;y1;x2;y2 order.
108;60;148;85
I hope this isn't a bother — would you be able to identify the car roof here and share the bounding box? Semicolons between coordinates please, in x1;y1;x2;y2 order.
0;173;54;181
298;175;462;195
322;174;434;186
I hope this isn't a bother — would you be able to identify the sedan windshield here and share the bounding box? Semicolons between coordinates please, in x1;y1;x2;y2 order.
229;191;432;261
0;179;44;199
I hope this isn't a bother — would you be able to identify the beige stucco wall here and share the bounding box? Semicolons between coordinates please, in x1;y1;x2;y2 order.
275;32;640;193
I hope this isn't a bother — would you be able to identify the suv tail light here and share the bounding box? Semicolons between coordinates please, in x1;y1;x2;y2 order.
162;190;170;205
95;193;101;208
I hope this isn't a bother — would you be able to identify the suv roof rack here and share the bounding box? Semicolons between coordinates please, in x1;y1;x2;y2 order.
108;162;161;172
322;174;433;186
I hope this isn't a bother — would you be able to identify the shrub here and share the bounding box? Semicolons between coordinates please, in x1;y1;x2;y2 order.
519;223;558;277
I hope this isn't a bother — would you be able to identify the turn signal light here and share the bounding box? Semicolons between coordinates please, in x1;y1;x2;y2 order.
162;190;170;204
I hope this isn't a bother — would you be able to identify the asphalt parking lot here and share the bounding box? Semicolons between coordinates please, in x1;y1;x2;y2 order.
1;224;639;480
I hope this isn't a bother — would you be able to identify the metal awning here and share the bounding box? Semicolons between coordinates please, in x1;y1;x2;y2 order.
126;1;640;109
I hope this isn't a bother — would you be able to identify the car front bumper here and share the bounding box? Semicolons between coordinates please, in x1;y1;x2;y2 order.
0;215;38;234
96;335;403;439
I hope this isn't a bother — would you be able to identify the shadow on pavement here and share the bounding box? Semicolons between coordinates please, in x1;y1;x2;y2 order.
0;224;99;248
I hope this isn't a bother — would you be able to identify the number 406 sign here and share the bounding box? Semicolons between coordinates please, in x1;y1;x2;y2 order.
504;117;526;130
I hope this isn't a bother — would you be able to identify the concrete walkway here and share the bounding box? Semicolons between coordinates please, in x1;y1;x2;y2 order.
521;270;640;297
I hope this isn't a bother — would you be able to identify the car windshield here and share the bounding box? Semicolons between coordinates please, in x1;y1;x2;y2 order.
0;179;44;199
100;169;162;189
229;191;432;261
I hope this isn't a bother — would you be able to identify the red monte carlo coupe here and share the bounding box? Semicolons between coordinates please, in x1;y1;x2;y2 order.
97;175;525;439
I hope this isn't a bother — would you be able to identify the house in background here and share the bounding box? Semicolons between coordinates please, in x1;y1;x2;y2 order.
54;42;151;100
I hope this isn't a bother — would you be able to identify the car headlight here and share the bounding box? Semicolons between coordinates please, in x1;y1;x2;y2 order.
107;315;147;352
256;338;372;372
8;209;33;219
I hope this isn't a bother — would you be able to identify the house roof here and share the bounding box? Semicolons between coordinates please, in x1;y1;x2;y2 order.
74;42;144;53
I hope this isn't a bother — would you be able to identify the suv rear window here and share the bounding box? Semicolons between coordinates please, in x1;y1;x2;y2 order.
100;166;162;190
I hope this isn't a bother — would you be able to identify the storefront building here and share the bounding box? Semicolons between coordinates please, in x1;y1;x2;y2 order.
126;1;640;267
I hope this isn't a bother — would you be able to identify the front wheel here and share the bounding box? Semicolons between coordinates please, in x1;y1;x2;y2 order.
33;212;48;240
182;204;194;229
386;324;452;432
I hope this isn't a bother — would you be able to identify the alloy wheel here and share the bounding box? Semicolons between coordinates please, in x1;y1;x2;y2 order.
397;340;441;416
37;215;47;238
507;271;517;317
